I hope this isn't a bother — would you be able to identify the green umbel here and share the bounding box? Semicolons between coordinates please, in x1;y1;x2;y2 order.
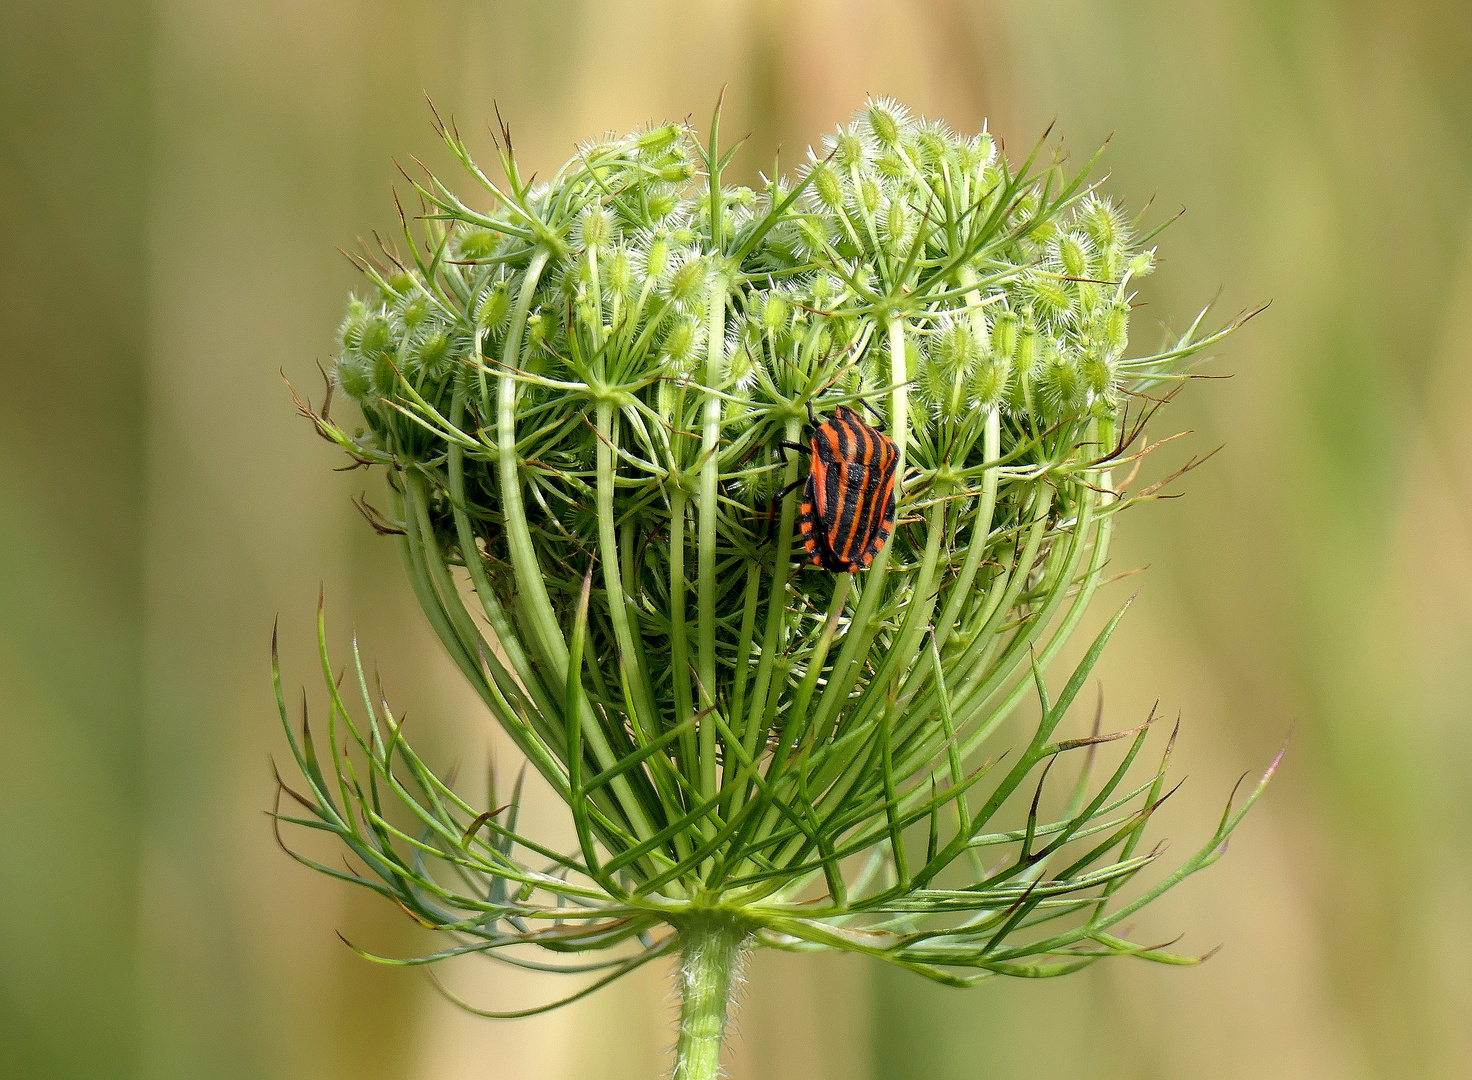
278;94;1272;1079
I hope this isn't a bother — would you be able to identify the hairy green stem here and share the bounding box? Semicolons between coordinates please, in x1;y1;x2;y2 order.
670;489;695;773
740;415;802;762
497;247;565;674
672;917;748;1080
696;280;728;807
595;401;658;747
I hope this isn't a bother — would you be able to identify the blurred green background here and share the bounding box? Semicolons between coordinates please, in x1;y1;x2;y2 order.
4;1;1470;1077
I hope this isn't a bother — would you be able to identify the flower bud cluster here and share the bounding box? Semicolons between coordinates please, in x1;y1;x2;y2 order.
291;101;1256;1007
336;274;474;400
773;102;1156;431
325;100;1182;713
335;104;1156;446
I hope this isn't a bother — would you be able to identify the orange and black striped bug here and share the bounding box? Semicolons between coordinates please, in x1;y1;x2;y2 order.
777;401;898;573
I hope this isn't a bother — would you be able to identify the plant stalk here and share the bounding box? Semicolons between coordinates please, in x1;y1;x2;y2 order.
672;917;748;1080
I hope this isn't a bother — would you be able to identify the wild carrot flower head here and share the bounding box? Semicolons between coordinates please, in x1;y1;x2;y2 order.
279;97;1271;1038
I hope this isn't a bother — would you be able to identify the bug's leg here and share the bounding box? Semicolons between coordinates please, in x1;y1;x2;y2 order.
775;438;812;500
775;442;814;522
851;377;887;430
857;397;888;431
766;481;795;542
806;400;818;428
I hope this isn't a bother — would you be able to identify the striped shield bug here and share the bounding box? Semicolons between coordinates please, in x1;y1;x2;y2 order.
778;401;898;572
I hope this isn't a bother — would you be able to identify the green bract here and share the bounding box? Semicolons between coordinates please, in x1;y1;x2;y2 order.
279;98;1270;1079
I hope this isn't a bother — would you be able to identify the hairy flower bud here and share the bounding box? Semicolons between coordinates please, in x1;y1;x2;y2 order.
1080;194;1129;251
335;353;373;400
457;227;502;261
865;97;908;147
1036;341;1083;421
727;334;756;388
832;130;868;169
809;161;844;210
874;152;907;180
915;124;951;170
951;137;982;176
1016;316;1039;373
578;205;612;250
1101;300;1130;356
659;159;696;183
1057;230;1093;280
644;234;672;279
381;270;415;299
399;295;429;333
605;247;636;299
357;313;393;360
647;189;679;220
1007;317;1042;417
334;302;376;401
933;318;979;377
759;291;790;331
407;325;454;380
1080;348;1117;400
476;280;511;331
1028;275;1075;324
668;254;707;306
808;273;837;306
970;353;1011;410
636;123;681;153
525;310;548;353
885;196;910;250
662;317;699;368
991;309;1020;361
338;298;369;352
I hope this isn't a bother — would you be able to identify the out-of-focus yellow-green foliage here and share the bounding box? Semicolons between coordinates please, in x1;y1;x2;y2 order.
3;2;1470;1079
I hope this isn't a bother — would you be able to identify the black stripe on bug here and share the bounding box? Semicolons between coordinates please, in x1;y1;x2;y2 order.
776;399;898;573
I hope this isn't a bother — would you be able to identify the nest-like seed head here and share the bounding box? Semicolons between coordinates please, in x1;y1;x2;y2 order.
285;99;1266;1006
325;108;1198;801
